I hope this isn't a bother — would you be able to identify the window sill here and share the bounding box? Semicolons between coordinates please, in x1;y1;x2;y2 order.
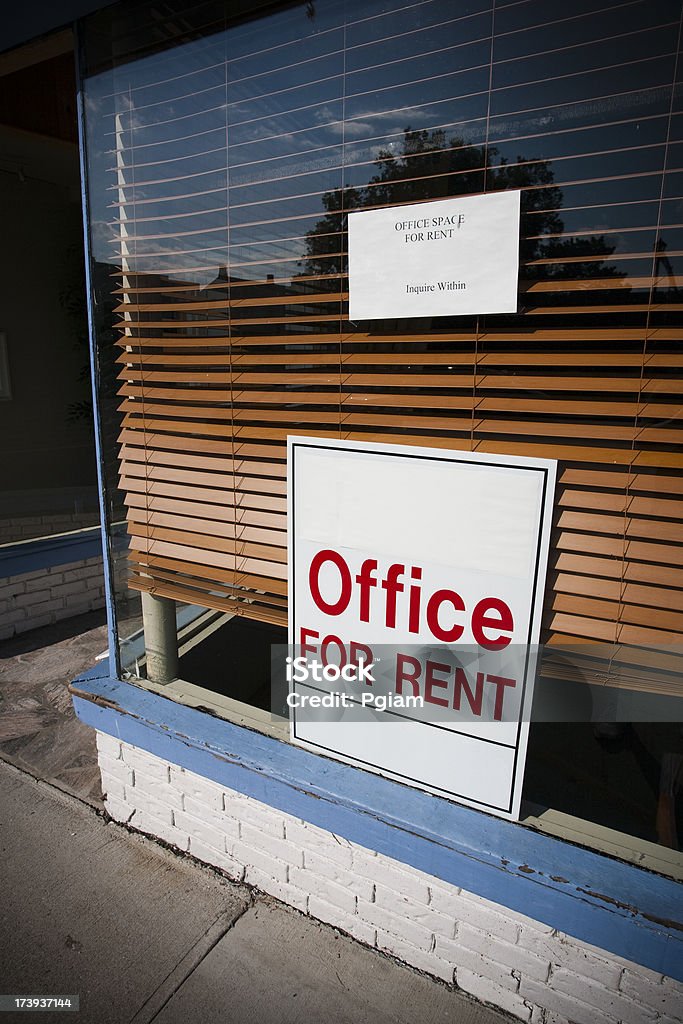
71;662;683;983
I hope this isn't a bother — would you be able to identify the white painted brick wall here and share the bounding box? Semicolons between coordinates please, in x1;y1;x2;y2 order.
97;734;683;1024
0;556;105;640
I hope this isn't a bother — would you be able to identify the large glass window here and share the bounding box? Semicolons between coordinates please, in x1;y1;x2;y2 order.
80;0;683;876
0;43;99;546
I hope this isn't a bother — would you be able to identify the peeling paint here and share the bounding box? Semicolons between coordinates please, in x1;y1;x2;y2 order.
578;889;639;915
576;889;683;933
642;912;683;933
68;686;125;715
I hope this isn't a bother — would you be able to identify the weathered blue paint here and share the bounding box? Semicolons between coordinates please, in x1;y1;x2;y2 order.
0;527;102;579
75;43;120;676
72;671;683;981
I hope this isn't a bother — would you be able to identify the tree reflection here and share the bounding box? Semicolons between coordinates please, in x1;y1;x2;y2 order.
300;128;624;286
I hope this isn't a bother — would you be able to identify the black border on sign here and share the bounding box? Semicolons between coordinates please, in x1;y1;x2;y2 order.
290;441;550;816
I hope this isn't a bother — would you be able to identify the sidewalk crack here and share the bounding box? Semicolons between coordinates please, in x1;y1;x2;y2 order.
128;897;254;1024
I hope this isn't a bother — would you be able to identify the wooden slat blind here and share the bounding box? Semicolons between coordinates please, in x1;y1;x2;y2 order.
95;0;683;692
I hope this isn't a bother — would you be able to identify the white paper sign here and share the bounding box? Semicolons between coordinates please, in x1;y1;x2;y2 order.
348;191;521;320
288;436;556;821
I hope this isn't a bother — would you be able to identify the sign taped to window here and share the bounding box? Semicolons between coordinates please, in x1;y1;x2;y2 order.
348;191;521;320
287;436;556;820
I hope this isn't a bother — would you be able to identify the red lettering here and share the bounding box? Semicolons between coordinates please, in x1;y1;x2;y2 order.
425;589;465;643
306;550;515;653
321;634;346;668
309;549;352;616
395;653;421;696
355;558;378;622
299;627;319;657
424;660;450;707
453;667;484;716
471;597;514;649
408;566;422;633
381;563;405;628
487;674;516;720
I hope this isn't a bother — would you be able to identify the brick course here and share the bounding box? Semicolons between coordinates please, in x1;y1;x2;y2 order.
0;557;105;640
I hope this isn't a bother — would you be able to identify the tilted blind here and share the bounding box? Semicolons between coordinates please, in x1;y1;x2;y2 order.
93;0;683;693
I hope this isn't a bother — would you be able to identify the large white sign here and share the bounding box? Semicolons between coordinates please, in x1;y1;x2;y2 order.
348;191;521;320
288;437;556;820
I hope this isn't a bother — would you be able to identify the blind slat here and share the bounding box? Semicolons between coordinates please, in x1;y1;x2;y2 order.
98;0;683;697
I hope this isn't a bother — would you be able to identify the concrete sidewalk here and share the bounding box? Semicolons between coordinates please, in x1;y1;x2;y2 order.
0;758;509;1024
0;611;108;804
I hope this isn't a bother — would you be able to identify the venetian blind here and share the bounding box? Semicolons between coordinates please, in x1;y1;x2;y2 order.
101;0;683;694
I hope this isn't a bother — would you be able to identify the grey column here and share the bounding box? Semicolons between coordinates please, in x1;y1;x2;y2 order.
141;591;178;684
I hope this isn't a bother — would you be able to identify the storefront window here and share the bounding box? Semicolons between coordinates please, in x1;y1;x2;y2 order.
0;46;99;546
80;0;683;874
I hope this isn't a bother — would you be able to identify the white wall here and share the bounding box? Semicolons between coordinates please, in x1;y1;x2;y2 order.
98;734;683;1024
0;555;104;639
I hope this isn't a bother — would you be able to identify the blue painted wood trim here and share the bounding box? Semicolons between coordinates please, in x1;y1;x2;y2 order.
71;671;683;981
0;527;102;579
75;35;120;675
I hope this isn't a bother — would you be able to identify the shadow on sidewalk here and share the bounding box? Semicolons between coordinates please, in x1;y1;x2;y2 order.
0;609;108;804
